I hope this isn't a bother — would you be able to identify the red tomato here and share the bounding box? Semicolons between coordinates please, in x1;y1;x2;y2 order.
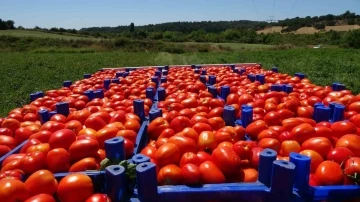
258;138;281;152
299;150;324;173
327;147;354;165
257;129;279;141
250;147;264;168
147;117;170;139
197;131;217;152
69;139;99;162
314;126;333;138
331;121;357;138
94;128;119;149
25;170;58;196
335;134;360;157
315;161;343;185
180;128;199;143
20;138;41;153
167;136;197;156
199;161;226;184
280;140;301;157
192;123;212;135
26;143;51;155
170;116;192;133
40;121;66;132
158;128;175;139
21;151;47;174
49;129;76;150
0;179;29;201
57;173;94;202
245;120;268;140
25;194;56;202
1;118;21;133
208;117;225;131
212;146;241;176
0;135;16;149
282;118;304;131
181;163;202;185
69;157;99;172
196;151;212;164
85;194;111;202
0;145;11;156
190;115;210;125
124;119;140;132
208;107;223;118
141;146;157;160
180;152;201;167
243;168;258;182
65;120;83;134
50;114;67;123
0;128;13;137
154;143;181;167
124;138;134;158
264;111;282;126
15;127;33;144
29;130;52;143
233;141;254;161
0;169;23;181
84;116;107;131
343;157;360;185
291;123;316;143
46;148;71;173
157;164;183;185
301;137;333;159
2;153;25;167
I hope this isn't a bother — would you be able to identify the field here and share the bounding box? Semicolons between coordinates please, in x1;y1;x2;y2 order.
0;48;360;116
0;30;99;40
257;25;360;34
177;42;275;50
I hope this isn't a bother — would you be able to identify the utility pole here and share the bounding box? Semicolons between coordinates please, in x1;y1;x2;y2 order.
266;16;277;32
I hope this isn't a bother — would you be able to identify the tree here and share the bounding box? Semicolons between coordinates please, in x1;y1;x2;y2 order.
5;20;15;29
130;23;135;32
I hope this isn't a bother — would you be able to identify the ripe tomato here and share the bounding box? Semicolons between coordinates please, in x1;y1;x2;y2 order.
196;151;212;164
40;121;65;132
336;134;360;157
343;157;360;185
258;138;280;152
170;116;192;133
331;121;357;138
26;143;51;155
0;179;29;201
233;141;254;161
15;127;33;144
124;138;134;158
85;116;107;131
29;130;52;143
124;119;140;132
0;128;13;137
0;169;23;181
181;163;202;185
299;150;324;173
25;194;56;202
180;152;201;167
21;151;47;174
208;107;223;118
94;128;119;149
245;120;268;140
327;147;355;165
250;147;264;169
147;117;170;139
25;170;58;196
65;120;83;134
69;139;99;162
198;131;217;152
243;168;258;182
2;153;25;167
280;140;301;157
208;117;225;131
191;114;210;125
282;118;304;131
20;138;41;153
158;128;176;139
57;173;94;202
49;129;76;150
141;146;157;160
179;128;199;143
85;194;111;202
155;143;181;167
315;161;343;185
301;137;333;159
167;136;197;156
212;146;241;176
157;164;183;185
69;157;99;172
1;118;21;133
192;123;212;135
263;111;282;126
291;123;316;143
0;135;16;149
0;145;10;156
46;148;71;173
199;161;226;184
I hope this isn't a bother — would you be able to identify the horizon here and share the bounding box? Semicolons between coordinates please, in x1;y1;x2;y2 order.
0;0;360;30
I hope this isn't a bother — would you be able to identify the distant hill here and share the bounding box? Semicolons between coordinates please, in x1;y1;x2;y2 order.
0;30;101;40
257;25;360;34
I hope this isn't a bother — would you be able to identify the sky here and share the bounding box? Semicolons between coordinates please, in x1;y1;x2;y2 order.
0;0;360;30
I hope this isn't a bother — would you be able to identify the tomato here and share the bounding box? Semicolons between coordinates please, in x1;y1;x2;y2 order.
94;128;119;149
1;118;21;133
0;169;24;180
155;143;181;167
226;94;239;105
0;135;16;149
245;120;268;140
25;170;58;196
234;126;246;140
196;151;212;164
50;114;67;123
263;111;282;126
147;117;170;139
299;150;324;173
315;161;343;185
69;139;99;162
0;128;13;137
291;123;316;143
199;161;226;184
327;147;354;165
158;128;176;139
282;118;304;131
250;147;264;169
336;134;360;157
280;140;301;157
124;119;140;132
180;152;201;167
49;129;76;150
15;127;33;144
157;164;183;185
208;107;223;118
85;116;107;131
40;121;66;132
258;138;281;152
69;157;99;172
21;151;47;174
243;168;258;182
26;143;51;155
57;173;94;202
343;157;360;185
167;136;197;156
124;138;134;158
2;153;25;167
208;117;225;131
258;129;279;140
309;173;319;186
0;179;29;201
181;163;202;185
192;123;212;135
191;114;210;125
212;146;241;176
0;145;10;156
180;128;199;143
170;116;192;133
25;194;56;202
233;141;254;161
331;121;357;138
85;194;111;202
197;131;217;152
29;130;52;143
65;120;83;134
46;148;71;173
141;146;157;160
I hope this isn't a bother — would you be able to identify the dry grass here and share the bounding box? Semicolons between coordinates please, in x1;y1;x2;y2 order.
257;25;360;34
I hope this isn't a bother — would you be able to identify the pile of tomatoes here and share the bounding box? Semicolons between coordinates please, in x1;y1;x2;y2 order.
140;65;360;187
0;68;159;202
0;169;111;202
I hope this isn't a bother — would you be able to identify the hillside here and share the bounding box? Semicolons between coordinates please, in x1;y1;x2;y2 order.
0;30;101;40
257;25;360;34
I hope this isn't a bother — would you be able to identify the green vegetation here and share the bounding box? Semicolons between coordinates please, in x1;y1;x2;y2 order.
1;48;360;116
0;30;100;40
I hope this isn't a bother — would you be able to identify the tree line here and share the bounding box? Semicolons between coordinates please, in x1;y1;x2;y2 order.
0;19;15;30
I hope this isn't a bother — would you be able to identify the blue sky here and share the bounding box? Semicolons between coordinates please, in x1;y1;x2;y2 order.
0;0;359;29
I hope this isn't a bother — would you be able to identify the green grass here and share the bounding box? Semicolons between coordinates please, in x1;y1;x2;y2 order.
0;48;360;116
0;30;100;40
176;42;275;50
